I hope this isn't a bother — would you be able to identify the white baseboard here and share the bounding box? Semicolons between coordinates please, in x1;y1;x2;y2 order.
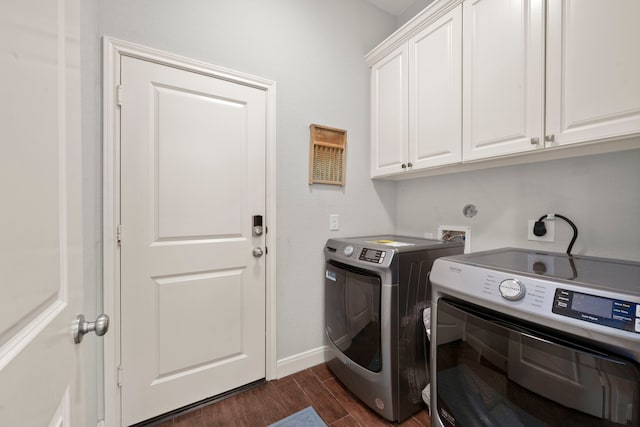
275;346;332;379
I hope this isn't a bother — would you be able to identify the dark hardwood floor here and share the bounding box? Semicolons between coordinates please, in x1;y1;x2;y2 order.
152;363;431;427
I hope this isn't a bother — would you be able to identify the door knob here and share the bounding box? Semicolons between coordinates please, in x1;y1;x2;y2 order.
73;314;109;344
252;247;264;258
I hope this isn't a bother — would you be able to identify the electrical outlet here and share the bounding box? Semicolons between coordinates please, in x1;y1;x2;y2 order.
329;214;339;231
527;219;555;242
438;225;471;253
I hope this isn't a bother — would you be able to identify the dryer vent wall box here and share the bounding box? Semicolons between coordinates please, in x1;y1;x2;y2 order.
438;225;471;253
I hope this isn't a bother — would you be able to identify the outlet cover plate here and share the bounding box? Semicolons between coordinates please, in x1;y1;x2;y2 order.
527;220;555;242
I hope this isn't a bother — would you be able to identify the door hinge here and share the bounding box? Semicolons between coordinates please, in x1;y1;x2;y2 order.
117;366;123;388
117;224;122;247
116;85;123;107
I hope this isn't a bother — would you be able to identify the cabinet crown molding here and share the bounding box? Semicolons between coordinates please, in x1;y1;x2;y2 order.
366;0;463;66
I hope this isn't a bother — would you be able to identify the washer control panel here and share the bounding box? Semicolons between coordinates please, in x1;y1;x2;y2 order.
359;247;386;264
553;289;640;334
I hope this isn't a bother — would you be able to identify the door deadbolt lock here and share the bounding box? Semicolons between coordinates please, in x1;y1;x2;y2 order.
73;314;109;344
253;215;264;236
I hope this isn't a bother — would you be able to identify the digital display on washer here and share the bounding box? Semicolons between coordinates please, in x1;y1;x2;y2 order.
570;293;613;319
553;288;639;334
359;248;385;264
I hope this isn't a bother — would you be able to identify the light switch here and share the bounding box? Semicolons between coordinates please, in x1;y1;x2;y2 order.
329;214;339;231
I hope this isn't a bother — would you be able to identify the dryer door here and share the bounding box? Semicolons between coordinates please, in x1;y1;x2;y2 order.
325;261;382;372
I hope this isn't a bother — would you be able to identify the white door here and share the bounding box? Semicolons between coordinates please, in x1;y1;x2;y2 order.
370;43;409;177
0;0;85;426
545;0;640;147
462;0;545;161
119;55;267;425
408;5;462;170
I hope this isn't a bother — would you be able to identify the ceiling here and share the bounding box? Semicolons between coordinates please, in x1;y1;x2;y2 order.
365;0;418;16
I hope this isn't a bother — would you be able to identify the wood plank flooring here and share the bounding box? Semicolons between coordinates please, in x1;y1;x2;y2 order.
152;363;431;427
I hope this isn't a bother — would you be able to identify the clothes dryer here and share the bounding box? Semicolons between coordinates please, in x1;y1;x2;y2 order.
324;235;463;422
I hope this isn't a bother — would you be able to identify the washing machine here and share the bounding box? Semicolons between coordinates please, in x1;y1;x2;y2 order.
430;248;640;427
324;235;464;422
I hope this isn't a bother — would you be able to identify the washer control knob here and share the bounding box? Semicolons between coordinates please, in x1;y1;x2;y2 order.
343;245;354;257
499;279;526;301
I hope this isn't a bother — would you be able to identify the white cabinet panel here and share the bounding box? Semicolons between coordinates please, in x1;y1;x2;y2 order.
546;0;640;146
371;44;409;177
409;6;462;169
462;0;544;161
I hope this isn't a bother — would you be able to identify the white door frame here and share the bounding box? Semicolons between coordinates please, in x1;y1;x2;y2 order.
102;37;277;427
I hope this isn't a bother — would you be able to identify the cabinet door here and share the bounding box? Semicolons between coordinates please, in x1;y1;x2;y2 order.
409;5;462;170
546;0;640;147
462;0;545;161
371;44;409;177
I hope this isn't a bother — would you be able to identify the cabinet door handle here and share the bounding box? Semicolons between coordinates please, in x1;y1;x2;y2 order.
545;134;555;142
401;163;407;169
530;137;540;145
407;162;413;168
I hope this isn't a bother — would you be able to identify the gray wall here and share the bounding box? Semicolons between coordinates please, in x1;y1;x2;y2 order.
396;0;436;27
80;2;639;425
396;147;640;261
82;0;397;396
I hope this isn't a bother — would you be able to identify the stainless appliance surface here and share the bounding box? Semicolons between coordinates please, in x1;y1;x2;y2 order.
430;248;640;427
324;235;464;422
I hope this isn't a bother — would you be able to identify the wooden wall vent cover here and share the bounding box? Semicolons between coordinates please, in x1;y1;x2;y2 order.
309;124;346;186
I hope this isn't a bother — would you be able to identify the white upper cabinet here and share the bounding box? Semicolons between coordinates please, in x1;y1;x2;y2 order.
464;0;640;161
462;0;545;161
369;2;463;178
409;6;462;169
367;0;640;178
370;43;409;177
545;0;640;147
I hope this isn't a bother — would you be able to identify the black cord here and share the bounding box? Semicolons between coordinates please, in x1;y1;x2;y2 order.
536;214;578;255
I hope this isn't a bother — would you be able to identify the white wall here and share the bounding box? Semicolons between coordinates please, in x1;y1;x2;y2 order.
89;1;397;363
396;147;640;262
